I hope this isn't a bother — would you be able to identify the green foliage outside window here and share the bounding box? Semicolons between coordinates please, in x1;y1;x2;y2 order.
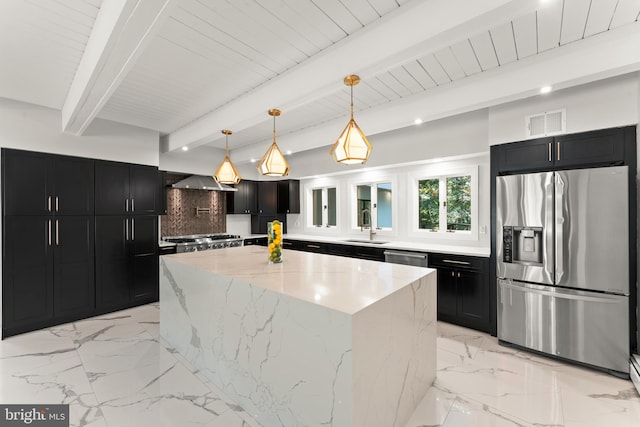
418;179;439;230
446;176;471;231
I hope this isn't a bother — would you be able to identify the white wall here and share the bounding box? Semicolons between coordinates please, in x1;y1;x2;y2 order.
488;73;638;145
287;109;490;179
0;98;160;164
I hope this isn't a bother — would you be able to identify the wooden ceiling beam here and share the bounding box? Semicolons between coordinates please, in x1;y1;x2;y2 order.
61;0;175;135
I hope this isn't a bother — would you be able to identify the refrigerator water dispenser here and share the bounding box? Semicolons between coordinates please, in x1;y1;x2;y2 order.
503;226;543;265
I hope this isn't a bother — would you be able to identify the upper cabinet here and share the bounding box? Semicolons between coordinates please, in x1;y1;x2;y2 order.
496;127;629;174
227;180;258;214
277;179;300;214
227;179;299;215
258;181;277;215
2;149;94;216
95;161;159;215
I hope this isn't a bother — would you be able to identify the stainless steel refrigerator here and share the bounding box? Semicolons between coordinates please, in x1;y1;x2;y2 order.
496;165;629;374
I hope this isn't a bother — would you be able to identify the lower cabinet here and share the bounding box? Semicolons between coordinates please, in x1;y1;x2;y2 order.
251;214;286;234
428;253;490;333
244;237;267;246
3;216;95;337
96;215;158;312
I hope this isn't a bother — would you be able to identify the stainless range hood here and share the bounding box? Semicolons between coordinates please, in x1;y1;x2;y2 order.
171;175;237;191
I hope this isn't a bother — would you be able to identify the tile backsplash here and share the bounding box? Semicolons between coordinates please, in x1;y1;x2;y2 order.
161;174;226;237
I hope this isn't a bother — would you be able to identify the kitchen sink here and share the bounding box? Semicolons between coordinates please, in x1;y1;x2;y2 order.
342;239;388;245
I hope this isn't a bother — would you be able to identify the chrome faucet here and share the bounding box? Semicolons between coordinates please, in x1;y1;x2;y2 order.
360;209;376;240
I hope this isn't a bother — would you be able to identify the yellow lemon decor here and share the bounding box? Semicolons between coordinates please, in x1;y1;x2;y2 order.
268;220;283;263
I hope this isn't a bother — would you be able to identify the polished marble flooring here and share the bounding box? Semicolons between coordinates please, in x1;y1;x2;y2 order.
1;304;638;426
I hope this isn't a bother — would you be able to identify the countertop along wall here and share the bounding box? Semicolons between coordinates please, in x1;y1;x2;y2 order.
0;97;161;331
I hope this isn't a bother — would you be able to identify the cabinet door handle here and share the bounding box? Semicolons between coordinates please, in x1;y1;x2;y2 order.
457;272;461;278
131;218;135;241
556;141;560;161
125;218;129;241
55;196;59;213
126;198;129;212
56;220;59;245
307;244;321;249
443;259;471;266
548;142;552;162
132;198;135;212
47;196;52;212
48;220;52;246
451;271;455;277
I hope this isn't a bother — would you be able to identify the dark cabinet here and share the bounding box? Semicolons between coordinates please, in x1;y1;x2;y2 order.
429;253;489;332
53;216;95;319
2;149;94;216
497;137;554;173
258;181;277;214
553;127;625;168
251;213;286;235
95;215;158;311
3;217;54;334
3;216;95;337
95;161;159;215
278;180;300;214
497;127;628;173
158;170;168;215
227;180;258;214
243;237;267;246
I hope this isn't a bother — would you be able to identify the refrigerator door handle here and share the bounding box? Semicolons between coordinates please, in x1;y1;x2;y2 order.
544;179;554;281
555;174;565;283
500;281;625;303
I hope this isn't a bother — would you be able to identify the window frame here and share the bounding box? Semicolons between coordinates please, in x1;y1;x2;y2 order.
304;182;339;231
410;165;478;240
348;175;398;237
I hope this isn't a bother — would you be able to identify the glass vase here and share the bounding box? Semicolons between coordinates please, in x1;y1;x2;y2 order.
267;220;283;263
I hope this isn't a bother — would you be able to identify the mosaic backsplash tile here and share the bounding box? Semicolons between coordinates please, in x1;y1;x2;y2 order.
160;174;227;237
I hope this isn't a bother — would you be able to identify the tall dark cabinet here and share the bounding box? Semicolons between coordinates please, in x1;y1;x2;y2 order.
95;215;158;311
2;149;160;338
2;149;95;337
95;160;159;311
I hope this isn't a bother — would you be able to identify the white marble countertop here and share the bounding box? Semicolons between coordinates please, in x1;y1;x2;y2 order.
243;233;490;257
163;245;435;315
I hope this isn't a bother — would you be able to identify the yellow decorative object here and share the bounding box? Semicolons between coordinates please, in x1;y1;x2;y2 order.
268;220;283;263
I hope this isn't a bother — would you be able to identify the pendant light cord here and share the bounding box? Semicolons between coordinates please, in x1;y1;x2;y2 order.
273;114;277;142
350;84;354;120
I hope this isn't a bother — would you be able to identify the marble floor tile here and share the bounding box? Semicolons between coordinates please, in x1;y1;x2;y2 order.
2;306;640;427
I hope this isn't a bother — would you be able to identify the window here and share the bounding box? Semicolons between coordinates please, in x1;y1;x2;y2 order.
310;186;337;228
354;181;394;231
414;167;477;238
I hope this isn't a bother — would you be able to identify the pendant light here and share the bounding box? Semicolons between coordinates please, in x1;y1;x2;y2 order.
257;109;290;176
330;74;372;164
213;129;242;184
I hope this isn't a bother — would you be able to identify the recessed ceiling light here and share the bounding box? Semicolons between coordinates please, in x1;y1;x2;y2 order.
540;85;552;94
181;146;189;151
250;158;257;163
414;118;423;125
286;150;292;155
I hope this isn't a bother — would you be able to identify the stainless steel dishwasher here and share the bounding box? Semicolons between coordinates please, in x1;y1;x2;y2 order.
384;250;428;267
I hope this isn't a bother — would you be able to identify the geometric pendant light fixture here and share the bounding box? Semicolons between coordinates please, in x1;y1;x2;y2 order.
213;129;242;184
329;74;372;164
257;108;290;176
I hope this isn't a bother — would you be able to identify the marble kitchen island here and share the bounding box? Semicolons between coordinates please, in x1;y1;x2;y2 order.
159;245;437;427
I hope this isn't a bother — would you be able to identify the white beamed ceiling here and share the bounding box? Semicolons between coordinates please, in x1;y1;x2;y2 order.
1;0;639;164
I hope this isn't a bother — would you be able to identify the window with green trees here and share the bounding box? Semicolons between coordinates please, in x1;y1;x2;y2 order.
418;174;471;232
